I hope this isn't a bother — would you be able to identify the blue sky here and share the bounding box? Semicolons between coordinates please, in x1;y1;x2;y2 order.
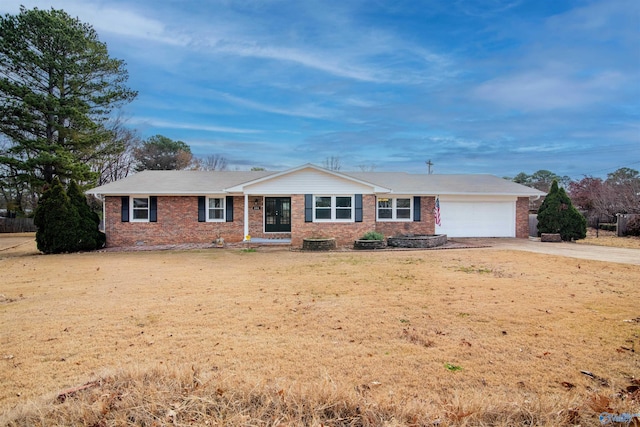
2;0;639;178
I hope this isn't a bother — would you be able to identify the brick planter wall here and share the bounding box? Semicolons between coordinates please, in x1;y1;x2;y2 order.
302;238;337;251
387;234;447;248
353;240;386;250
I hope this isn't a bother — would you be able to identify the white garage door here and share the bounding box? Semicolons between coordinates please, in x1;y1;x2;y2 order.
435;198;516;237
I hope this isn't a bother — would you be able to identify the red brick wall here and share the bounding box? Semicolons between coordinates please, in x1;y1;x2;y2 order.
516;197;530;238
104;196;245;247
104;195;528;247
375;196;435;239
290;195;436;247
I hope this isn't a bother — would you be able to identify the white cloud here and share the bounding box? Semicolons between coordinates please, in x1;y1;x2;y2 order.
474;70;626;111
217;92;336;119
0;0;189;45
129;118;261;135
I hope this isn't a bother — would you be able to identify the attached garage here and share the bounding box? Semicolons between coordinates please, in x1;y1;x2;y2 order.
435;196;516;238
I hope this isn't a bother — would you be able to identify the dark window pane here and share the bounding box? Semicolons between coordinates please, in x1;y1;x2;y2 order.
379;209;392;219
315;209;331;219
315;197;331;208
336;197;351;208
336;208;351;219
133;209;148;220
397;209;411;219
397;199;410;208
133;198;148;209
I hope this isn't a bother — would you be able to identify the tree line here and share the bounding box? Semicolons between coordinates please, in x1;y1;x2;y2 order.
509;168;640;226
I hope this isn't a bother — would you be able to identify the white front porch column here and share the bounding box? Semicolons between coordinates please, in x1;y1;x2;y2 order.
243;194;250;240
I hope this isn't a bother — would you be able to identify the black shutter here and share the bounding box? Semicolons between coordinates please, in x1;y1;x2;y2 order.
305;194;313;222
149;196;157;222
413;196;421;221
225;196;234;222
198;196;206;222
121;197;129;222
355;194;363;222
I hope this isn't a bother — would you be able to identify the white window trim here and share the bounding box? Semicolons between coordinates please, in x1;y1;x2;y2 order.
206;196;226;222
313;195;354;222
376;196;413;222
131;196;150;223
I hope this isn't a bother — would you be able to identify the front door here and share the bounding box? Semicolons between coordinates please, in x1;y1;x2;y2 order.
265;197;291;233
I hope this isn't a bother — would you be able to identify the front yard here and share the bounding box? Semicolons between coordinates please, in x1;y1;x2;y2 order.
0;237;638;425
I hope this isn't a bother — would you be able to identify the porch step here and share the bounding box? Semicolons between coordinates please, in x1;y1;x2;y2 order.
244;238;291;245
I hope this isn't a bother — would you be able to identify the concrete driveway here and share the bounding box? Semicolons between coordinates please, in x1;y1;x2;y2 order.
458;238;640;266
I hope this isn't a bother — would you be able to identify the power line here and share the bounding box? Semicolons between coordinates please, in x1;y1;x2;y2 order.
579;160;640;177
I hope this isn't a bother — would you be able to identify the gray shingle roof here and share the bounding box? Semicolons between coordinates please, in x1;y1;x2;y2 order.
343;172;545;196
86;170;275;195
87;166;545;197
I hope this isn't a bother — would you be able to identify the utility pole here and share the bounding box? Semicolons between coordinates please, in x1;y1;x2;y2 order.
426;159;433;174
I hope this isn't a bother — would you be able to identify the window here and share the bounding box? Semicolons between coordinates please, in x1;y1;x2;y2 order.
377;197;412;221
314;196;353;221
336;197;352;219
132;197;149;221
208;197;225;221
315;196;332;219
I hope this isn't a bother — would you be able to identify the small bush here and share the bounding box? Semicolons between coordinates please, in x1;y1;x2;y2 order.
627;216;640;236
360;231;384;241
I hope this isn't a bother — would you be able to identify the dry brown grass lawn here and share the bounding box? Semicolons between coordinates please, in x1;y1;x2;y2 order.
579;228;640;249
1;237;639;426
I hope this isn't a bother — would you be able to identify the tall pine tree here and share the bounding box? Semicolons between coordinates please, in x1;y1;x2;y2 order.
0;7;137;193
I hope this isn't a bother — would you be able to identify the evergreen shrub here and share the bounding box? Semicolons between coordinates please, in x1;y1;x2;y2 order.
34;178;80;254
537;180;587;241
34;179;105;254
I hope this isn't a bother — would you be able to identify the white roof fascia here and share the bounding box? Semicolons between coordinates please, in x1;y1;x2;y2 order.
86;191;230;196
224;163;392;193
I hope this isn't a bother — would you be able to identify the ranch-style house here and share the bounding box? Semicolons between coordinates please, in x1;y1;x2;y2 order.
87;163;545;248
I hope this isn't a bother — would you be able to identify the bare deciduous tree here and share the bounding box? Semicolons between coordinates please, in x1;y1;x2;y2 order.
568;167;640;225
358;164;376;172
323;156;341;171
195;154;229;171
89;115;141;186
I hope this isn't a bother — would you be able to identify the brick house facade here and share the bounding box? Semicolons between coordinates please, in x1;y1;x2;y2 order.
90;164;544;248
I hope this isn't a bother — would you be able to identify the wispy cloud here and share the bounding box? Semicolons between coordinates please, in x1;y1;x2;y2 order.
215;92;336;120
129;118;261;135
473;71;625;111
